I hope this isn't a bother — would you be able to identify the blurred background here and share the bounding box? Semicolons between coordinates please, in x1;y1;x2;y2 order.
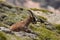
6;0;60;13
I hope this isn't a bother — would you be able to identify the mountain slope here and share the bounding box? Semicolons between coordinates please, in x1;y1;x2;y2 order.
0;2;60;40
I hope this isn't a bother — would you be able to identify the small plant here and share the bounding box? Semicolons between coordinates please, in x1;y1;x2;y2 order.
54;24;60;34
0;32;6;40
55;24;60;30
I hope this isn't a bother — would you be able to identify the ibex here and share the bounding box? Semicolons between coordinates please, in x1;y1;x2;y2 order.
9;10;37;32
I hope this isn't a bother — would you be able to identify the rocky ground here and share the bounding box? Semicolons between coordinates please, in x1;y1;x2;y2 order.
0;2;60;40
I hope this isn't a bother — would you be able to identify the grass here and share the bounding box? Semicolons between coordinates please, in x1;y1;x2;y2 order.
30;8;53;14
29;24;60;40
0;2;60;40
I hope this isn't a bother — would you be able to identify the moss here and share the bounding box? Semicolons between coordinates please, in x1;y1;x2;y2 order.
0;32;23;40
0;32;7;40
29;24;60;40
54;24;60;34
0;2;60;40
30;8;53;14
55;24;60;30
0;0;6;2
37;16;47;20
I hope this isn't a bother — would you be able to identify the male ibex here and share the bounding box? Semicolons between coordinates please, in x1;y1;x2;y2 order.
10;10;37;32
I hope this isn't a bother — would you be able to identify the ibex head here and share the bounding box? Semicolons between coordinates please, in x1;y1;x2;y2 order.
28;10;37;24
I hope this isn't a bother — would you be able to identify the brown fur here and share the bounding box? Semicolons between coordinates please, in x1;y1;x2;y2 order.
9;10;37;32
9;16;34;32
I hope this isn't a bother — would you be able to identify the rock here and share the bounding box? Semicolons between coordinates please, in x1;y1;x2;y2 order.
14;31;38;39
0;27;38;39
0;2;60;40
0;27;14;34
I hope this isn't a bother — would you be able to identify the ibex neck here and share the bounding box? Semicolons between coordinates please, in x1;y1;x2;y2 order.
24;16;32;26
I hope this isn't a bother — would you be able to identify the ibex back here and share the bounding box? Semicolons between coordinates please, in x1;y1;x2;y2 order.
9;10;37;32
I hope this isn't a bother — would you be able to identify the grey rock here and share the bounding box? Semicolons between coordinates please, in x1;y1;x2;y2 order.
0;27;14;34
14;31;38;39
0;27;38;39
